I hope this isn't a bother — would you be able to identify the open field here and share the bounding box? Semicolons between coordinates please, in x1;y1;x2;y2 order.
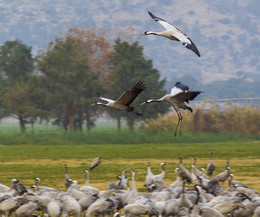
0;140;259;192
0;121;258;145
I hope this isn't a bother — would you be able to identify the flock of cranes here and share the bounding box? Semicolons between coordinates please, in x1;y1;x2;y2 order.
92;11;203;136
0;153;259;217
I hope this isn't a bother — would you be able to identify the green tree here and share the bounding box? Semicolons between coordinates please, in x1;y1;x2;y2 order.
0;40;33;81
37;35;103;132
110;38;169;131
0;40;35;132
2;78;45;132
68;26;114;131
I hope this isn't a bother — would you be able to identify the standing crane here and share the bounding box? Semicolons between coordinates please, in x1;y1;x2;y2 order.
207;151;216;176
91;80;146;115
178;155;192;184
141;82;202;136
141;11;200;57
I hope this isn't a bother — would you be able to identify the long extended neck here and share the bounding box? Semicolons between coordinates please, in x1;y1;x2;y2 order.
147;162;153;176
122;170;126;179
85;170;90;186
193;156;197;166
97;102;108;107
210;151;214;160
64;164;69;179
179;155;183;164
145;31;158;36
131;171;137;193
161;163;166;171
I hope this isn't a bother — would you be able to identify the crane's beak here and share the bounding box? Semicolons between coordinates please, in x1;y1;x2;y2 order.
140;33;145;36
91;103;96;106
140;102;146;105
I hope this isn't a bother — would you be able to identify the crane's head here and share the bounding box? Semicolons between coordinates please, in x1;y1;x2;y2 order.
34;177;40;182
91;102;105;107
91;102;98;106
12;178;18;183
140;99;152;105
140;31;153;36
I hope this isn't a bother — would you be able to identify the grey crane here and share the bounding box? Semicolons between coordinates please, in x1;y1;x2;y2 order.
206;167;231;195
213;166;231;184
15;201;39;217
178;179;193;210
90;156;102;171
0;184;10;193
144;162;154;188
200;207;225;217
79;169;100;195
57;192;81;217
0;197;27;216
254;206;260;217
108;169;129;190
190;185;201;217
34;177;58;192
64;164;72;190
213;201;245;216
141;82;202;136
228;173;247;190
207;151;216;176
92;80;146;115
123;203;149;217
47;199;62;217
141;11;201;57
144;162;166;192
191;156;203;182
11;178;28;196
178;155;192;184
117;169;129;189
169;168;181;188
231;201;260;217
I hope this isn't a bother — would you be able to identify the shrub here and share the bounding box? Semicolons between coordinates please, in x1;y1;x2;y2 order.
140;104;260;136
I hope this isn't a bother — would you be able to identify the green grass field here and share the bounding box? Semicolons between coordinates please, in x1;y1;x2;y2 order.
0;121;258;145
0;122;259;192
0;140;259;192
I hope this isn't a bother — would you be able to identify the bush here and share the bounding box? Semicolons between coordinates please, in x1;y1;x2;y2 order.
140;104;260;136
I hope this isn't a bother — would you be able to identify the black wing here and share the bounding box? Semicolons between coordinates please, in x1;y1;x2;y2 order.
148;11;183;33
116;80;146;106
173;91;202;103
175;82;189;91
182;38;201;57
148;11;168;23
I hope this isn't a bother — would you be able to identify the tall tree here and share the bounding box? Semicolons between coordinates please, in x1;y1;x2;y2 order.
68;26;114;131
110;38;169;131
37;28;111;132
2;78;44;132
0;40;33;82
0;40;35;132
38;36;85;131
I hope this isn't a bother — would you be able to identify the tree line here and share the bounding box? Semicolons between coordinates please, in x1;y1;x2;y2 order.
0;26;169;133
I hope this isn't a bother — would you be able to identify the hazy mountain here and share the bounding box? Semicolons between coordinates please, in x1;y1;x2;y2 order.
0;0;259;84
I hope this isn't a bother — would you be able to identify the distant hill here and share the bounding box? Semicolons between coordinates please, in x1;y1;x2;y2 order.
0;0;259;85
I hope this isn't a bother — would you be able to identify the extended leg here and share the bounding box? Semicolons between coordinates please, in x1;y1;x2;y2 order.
179;112;183;136
174;112;181;136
